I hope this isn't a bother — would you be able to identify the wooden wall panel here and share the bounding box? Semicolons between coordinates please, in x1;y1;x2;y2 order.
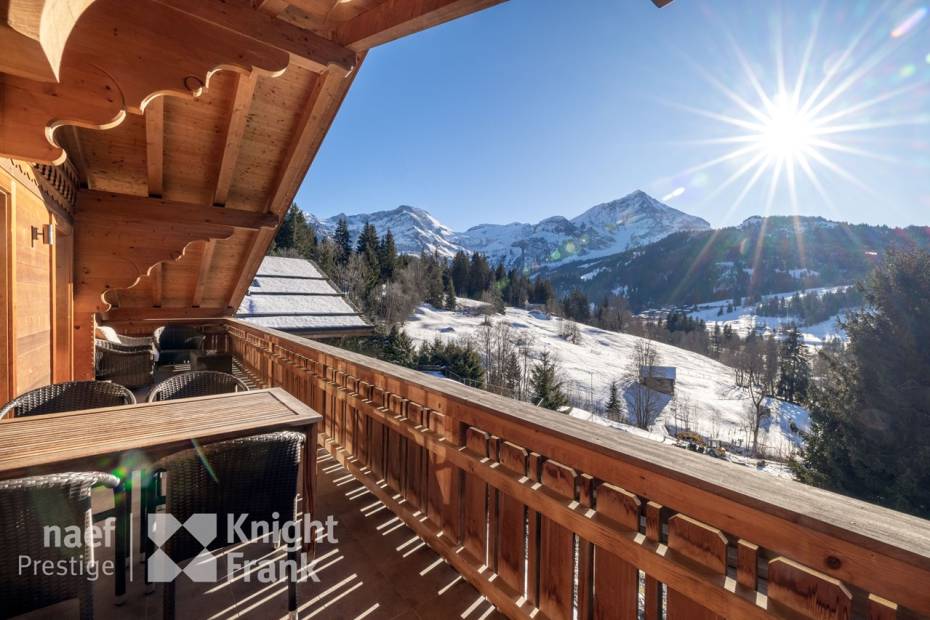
13;178;53;393
52;218;73;383
0;183;9;404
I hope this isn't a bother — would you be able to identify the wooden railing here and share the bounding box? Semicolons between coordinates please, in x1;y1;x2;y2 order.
224;318;930;620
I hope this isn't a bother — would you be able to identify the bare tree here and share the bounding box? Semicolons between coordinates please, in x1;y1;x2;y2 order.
744;355;769;457
559;318;581;344
626;338;663;429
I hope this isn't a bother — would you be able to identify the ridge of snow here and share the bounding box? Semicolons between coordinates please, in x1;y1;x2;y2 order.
308;190;711;268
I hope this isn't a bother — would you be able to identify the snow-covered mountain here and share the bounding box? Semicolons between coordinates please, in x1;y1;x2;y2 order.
309;191;710;269
309;205;463;258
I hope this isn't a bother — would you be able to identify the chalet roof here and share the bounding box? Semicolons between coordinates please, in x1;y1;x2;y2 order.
641;366;677;380
236;256;371;337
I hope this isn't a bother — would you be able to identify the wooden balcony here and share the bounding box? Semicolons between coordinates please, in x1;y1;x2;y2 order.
210;318;930;620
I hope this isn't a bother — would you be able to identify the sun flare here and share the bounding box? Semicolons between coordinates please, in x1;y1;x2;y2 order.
759;93;814;162
662;4;930;222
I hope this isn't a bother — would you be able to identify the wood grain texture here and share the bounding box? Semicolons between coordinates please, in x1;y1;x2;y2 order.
0;388;320;478
145;97;164;196
213;72;258;206
667;514;728;620
768;557;852;620
154;0;357;73
336;0;507;51
462;427;490;565
594;483;641;620
538;459;577;620
226;319;930;618
0;183;9;404
496;441;528;596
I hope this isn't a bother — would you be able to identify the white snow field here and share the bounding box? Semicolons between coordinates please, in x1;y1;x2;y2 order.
404;304;810;462
687;286;853;346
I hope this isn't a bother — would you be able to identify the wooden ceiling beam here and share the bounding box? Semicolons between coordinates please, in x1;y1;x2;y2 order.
214;72;258;206
254;0;290;16
226;59;364;309
100;306;231;322
154;0;357;74
191;240;217;308
145;97;165;197
335;0;507;51
77;190;279;230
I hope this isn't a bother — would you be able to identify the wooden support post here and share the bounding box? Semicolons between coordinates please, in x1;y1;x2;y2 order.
737;539;759;592
645;501;666;620
577;474;595;620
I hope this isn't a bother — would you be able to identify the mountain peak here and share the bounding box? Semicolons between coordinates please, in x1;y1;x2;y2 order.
313;191;710;270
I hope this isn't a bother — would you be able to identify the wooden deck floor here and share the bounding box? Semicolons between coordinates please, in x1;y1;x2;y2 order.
20;446;501;620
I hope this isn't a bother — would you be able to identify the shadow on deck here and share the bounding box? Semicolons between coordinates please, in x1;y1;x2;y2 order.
22;446;500;620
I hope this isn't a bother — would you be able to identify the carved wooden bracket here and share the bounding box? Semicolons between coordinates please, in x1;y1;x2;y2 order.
73;190;277;314
0;0;290;164
0;0;96;82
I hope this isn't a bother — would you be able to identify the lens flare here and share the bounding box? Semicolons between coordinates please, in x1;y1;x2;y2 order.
891;7;927;38
662;187;686;201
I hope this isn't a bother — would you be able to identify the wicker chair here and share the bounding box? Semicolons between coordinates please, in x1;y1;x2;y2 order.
146;371;248;402
96;325;156;350
95;340;156;388
154;325;205;365
145;432;306;620
0;381;136;419
0;472;123;619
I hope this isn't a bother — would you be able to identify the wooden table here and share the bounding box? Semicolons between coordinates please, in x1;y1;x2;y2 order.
0;388;322;596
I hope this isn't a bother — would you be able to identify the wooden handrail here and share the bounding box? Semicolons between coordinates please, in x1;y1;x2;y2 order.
223;318;929;619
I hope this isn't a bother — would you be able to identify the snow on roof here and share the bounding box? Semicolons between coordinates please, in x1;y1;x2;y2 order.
255;256;327;279
237;256;371;335
640;366;677;380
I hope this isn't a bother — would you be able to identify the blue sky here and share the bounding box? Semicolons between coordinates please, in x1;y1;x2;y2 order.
295;0;930;230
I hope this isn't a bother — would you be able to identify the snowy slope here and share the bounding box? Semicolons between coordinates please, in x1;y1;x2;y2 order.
308;190;709;266
687;286;852;346
404;304;809;460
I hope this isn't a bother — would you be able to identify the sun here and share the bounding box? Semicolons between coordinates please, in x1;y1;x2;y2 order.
659;3;930;222
759;93;814;162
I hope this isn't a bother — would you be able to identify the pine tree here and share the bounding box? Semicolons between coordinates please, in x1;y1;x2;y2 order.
467;252;491;299
494;261;506;283
776;327;810;403
530;351;569;411
378;229;397;281
273;203;318;259
793;249;930;517
451;251;470;297
442;270;457;310
355;222;380;275
605;380;622;419
334;217;352;265
383;325;416;368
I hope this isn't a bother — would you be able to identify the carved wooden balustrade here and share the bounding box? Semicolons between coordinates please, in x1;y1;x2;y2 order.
223;318;930;620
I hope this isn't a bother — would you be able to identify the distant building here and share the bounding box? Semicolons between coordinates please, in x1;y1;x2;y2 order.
236;256;373;339
640;366;676;395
